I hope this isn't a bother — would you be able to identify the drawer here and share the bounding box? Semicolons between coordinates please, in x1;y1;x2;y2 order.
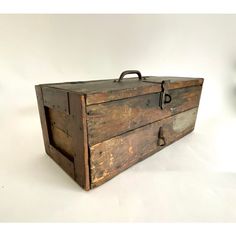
87;86;201;146
90;107;198;188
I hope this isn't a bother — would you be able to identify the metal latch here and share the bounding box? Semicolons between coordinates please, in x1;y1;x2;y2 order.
160;80;172;109
157;127;166;146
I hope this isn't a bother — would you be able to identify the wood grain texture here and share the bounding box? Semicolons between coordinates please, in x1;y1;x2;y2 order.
36;75;204;190
35;85;75;179
42;86;70;114
35;85;50;154
50;125;74;160
87;86;202;145
45;76;203;105
45;107;74;161
69;92;90;190
85;79;203;105
46;108;74;159
90;108;198;188
48;145;75;179
47;108;73;136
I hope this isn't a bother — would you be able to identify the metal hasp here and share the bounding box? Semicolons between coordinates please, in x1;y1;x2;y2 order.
160;80;172;109
157;127;166;146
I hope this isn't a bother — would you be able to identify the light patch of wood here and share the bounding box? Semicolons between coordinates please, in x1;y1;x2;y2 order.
92;170;109;183
99;161;104;166
109;153;114;166
128;146;134;154
173;108;197;133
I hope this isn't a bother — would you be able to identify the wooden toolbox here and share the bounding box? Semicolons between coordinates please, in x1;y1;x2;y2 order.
35;70;204;190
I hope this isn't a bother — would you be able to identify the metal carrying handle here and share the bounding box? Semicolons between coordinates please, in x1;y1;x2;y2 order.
116;70;143;82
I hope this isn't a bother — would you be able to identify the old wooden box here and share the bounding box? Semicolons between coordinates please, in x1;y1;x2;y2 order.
35;70;204;190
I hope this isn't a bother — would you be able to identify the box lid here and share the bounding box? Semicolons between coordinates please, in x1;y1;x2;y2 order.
45;71;203;105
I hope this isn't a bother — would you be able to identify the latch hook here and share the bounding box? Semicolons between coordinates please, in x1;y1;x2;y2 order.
157;127;166;146
160;80;172;109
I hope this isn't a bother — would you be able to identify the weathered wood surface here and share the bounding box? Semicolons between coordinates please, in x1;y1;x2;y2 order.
87;86;202;145
47;108;73;136
42;86;70;114
45;77;203;105
90;108;198;188
35;85;75;179
69;93;90;191
36;74;204;190
85;79;203;105
35;85;50;154
50;125;74;160
48;145;75;179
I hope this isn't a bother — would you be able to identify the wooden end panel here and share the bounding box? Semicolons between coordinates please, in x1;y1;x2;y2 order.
87;85;202;146
90;107;198;188
47;108;73;136
46;108;74;159
50;124;74;160
69;93;90;191
36;85;75;180
35;85;50;154
48;145;75;179
42;86;70;114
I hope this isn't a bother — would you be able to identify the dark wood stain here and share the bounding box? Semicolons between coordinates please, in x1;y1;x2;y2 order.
47;108;73;136
87;86;202;145
50;125;74;161
42;86;70;114
90;108;198;188
48;145;75;178
35;73;204;190
35;85;75;180
45;76;203;105
69;93;90;191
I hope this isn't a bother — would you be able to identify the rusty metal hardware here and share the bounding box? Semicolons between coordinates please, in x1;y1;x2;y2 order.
160;80;172;109
157;127;166;146
114;70;143;82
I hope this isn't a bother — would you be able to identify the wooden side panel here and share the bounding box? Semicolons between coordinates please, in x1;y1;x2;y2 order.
42;86;70;114
69;93;90;190
90;108;198;188
50;125;74;160
47;108;73;136
45;108;74;160
87;86;202;145
35;85;50;154
48;145;75;178
35;85;75;179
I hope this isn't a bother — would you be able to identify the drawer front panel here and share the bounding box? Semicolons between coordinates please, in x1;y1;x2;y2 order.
87;86;202;146
90;108;198;188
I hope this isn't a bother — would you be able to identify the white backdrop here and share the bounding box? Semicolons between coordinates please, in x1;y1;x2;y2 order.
1;14;236;222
